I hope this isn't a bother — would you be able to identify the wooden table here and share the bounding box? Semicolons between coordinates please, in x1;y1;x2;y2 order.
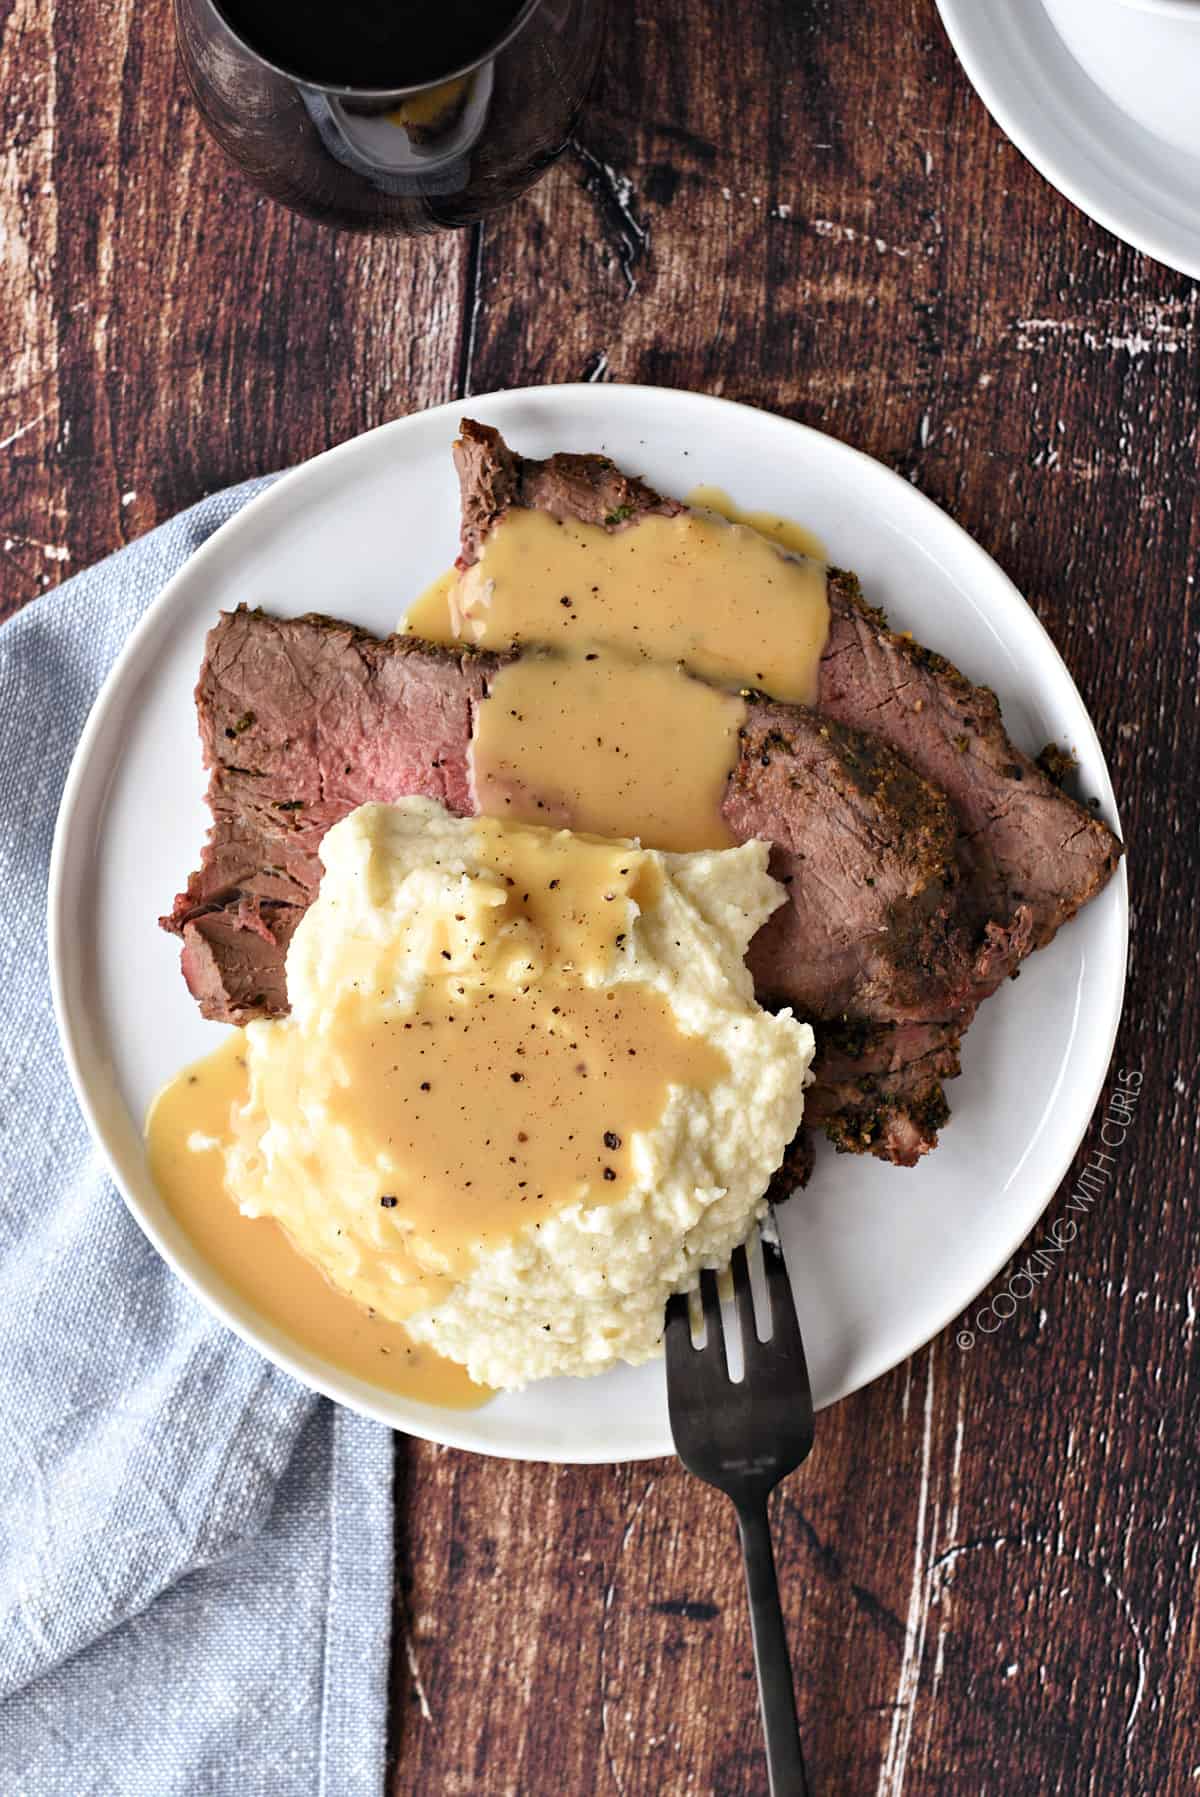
5;0;1197;1790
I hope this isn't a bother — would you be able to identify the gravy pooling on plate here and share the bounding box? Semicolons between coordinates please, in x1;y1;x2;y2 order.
146;1032;487;1408
403;500;830;851
684;486;827;563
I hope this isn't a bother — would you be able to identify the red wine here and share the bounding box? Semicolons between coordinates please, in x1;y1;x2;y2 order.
214;0;530;91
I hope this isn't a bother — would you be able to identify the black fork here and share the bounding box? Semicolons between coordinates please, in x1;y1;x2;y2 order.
665;1226;815;1797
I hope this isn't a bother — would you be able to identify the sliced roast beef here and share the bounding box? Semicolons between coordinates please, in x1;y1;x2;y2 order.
163;611;965;1164
452;420;1123;1164
454;419;1121;973
163;610;971;1036
803;1018;964;1163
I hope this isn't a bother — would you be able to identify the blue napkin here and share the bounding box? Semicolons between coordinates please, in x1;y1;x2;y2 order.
0;483;394;1797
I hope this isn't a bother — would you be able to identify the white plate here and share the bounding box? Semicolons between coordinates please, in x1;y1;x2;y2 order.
937;0;1200;278
49;385;1128;1463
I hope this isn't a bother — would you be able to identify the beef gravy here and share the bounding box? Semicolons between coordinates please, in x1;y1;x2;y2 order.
146;1031;487;1407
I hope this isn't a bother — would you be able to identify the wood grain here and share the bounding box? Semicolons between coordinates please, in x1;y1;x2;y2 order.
4;0;1198;1791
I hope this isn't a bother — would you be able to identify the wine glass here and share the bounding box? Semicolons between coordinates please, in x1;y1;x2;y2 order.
173;0;605;234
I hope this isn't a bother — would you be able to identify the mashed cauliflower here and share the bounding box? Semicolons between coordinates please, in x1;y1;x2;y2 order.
224;799;813;1390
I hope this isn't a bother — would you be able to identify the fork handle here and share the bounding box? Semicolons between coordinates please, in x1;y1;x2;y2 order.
737;1499;810;1797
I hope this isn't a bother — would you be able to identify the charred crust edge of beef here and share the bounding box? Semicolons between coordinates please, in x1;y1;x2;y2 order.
454;418;683;565
766;1128;817;1199
1035;741;1078;789
820;1080;952;1162
835;575;1122;836
224;602;505;669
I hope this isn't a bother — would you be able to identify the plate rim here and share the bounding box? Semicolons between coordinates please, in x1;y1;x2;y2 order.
936;0;1200;280
48;382;1129;1463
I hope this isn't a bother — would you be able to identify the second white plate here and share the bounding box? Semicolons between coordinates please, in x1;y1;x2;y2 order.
938;0;1200;278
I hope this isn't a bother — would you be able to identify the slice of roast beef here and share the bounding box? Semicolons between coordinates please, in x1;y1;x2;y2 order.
724;700;975;1023
765;1020;965;1178
162;608;507;1023
454;423;682;564
803;1018;964;1164
819;570;1121;965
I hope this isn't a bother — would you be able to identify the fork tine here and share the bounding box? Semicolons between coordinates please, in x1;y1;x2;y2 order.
664;1287;691;1341
663;1289;703;1395
765;1243;801;1344
698;1268;728;1376
730;1241;760;1359
762;1236;804;1355
664;1288;702;1368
